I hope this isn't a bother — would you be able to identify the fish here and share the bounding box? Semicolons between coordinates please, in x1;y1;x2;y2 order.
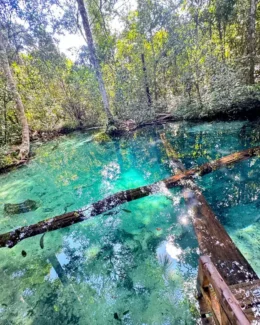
51;143;59;151
21;250;27;257
104;210;118;216
114;312;121;321
122;209;131;213
156;228;162;231
43;208;53;212
40;233;46;249
123;310;129;316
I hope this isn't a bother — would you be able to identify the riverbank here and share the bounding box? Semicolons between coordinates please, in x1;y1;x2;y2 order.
0;107;259;174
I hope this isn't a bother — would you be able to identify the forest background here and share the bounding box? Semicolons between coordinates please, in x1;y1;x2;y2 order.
0;0;259;164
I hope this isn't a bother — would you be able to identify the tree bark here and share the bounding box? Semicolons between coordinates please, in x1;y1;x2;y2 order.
76;0;114;123
0;145;259;249
248;0;257;84
0;30;30;159
141;53;152;107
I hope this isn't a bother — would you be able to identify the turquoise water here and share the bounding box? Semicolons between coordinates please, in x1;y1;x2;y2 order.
0;121;259;324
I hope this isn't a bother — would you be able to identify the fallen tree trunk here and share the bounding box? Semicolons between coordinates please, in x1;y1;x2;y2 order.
160;133;258;284
0;146;259;249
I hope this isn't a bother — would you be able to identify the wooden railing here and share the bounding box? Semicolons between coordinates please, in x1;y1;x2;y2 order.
197;256;251;325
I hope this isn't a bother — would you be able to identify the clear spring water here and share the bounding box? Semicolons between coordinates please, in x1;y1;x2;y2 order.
0;121;259;325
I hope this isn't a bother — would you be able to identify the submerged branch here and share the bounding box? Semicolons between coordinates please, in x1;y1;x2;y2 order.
0;146;259;249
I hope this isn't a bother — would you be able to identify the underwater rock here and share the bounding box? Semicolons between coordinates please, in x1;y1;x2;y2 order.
4;199;39;215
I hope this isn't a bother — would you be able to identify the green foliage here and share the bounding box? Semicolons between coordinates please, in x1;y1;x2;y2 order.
0;0;259;155
173;59;260;120
93;132;111;143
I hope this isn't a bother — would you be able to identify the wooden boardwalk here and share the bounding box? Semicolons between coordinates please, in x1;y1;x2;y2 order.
160;133;260;324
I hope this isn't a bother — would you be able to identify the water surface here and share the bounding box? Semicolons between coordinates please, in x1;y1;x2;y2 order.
0;121;259;324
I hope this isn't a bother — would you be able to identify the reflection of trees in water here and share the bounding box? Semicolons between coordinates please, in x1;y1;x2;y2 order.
47;254;69;286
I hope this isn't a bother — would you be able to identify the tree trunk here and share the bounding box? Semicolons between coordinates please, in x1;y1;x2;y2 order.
0;31;30;159
141;53;152;107
194;10;203;107
247;0;257;84
217;20;225;61
76;0;114;123
0;145;259;249
47;254;69;285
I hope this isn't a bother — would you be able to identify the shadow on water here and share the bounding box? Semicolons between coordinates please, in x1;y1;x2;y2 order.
0;120;259;324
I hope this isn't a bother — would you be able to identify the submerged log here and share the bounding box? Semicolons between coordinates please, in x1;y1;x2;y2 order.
4;199;39;215
160;133;258;285
0;146;259;249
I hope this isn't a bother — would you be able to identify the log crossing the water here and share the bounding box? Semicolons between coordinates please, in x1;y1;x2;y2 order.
160;133;260;324
0;145;259;249
160;133;258;284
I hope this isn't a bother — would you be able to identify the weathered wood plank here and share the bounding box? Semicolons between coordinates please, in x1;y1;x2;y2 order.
189;189;258;284
160;134;259;284
0;145;259;249
230;280;260;322
200;256;251;325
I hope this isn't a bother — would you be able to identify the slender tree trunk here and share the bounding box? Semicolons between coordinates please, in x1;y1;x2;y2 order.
4;93;7;144
76;0;114;123
150;36;158;101
194;11;203;107
195;80;203;107
0;31;30;159
248;0;257;84
217;20;225;61
141;53;152;107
